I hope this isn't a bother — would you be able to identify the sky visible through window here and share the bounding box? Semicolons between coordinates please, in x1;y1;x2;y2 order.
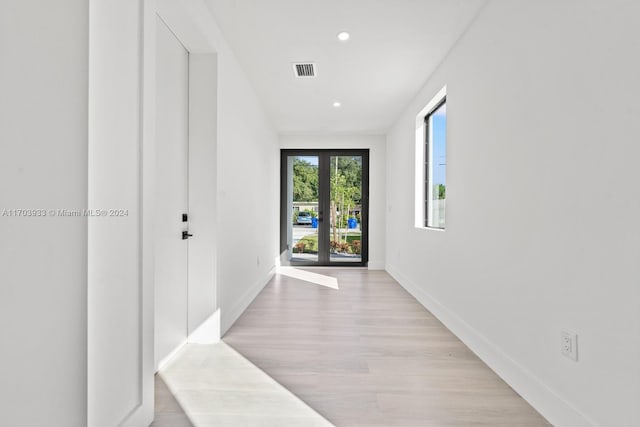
431;103;446;187
297;156;319;166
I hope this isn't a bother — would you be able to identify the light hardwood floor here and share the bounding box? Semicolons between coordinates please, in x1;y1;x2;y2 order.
152;374;193;427
223;268;551;427
152;342;331;426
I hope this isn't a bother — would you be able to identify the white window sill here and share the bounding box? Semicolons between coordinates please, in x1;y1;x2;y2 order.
415;226;446;232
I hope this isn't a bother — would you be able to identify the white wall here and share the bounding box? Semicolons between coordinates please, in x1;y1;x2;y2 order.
385;1;640;426
216;60;280;333
0;0;278;423
280;134;387;269
0;1;88;425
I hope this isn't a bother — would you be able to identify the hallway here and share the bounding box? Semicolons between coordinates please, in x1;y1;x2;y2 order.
4;1;639;425
223;269;550;426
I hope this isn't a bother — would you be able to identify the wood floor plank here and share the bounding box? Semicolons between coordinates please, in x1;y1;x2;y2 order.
224;268;551;426
153;343;332;426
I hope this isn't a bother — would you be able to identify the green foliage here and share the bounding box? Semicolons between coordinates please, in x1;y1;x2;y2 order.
330;156;362;204
335;215;347;228
330;156;363;234
295;233;361;255
293;159;318;202
328;233;362;254
438;184;446;200
293;156;363;248
344;233;361;244
295;235;319;253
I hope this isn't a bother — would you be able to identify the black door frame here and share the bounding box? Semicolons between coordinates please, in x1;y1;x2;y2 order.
280;149;370;267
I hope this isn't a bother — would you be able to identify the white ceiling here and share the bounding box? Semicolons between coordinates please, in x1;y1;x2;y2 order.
206;0;486;134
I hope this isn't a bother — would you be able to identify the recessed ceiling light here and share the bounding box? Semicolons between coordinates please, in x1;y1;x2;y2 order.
337;31;350;41
333;101;342;107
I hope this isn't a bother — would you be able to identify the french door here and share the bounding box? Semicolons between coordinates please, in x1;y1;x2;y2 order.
280;149;369;267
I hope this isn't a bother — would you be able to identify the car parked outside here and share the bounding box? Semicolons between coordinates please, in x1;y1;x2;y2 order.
296;211;312;225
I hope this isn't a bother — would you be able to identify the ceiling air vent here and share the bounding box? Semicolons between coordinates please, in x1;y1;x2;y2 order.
293;63;317;78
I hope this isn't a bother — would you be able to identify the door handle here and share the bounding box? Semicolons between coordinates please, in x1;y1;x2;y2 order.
182;230;193;240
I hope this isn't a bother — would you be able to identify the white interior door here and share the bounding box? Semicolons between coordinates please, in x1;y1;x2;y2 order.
155;16;190;369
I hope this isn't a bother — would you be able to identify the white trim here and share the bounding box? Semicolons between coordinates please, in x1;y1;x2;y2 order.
414;123;425;228
187;309;221;344
220;267;277;335
367;261;385;270
415;87;448;129
416;226;445;233
88;1;153;425
385;264;598;427
156;339;188;372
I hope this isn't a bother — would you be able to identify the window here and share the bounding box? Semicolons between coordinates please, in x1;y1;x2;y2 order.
424;98;446;228
414;87;446;230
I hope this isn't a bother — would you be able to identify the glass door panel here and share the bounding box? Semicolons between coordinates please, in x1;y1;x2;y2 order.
329;155;363;263
281;150;368;266
284;155;319;263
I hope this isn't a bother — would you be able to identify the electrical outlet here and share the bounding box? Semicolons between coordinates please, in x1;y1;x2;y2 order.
561;331;578;361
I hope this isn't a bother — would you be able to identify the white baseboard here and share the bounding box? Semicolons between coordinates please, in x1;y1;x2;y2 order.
188;309;220;344
367;260;385;270
220;266;276;335
156;310;220;373
156;339;187;372
385;263;597;427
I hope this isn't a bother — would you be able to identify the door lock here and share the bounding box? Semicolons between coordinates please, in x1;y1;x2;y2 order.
182;230;193;240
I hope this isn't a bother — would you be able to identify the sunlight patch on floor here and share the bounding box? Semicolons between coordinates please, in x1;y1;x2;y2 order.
157;343;333;427
277;266;339;289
